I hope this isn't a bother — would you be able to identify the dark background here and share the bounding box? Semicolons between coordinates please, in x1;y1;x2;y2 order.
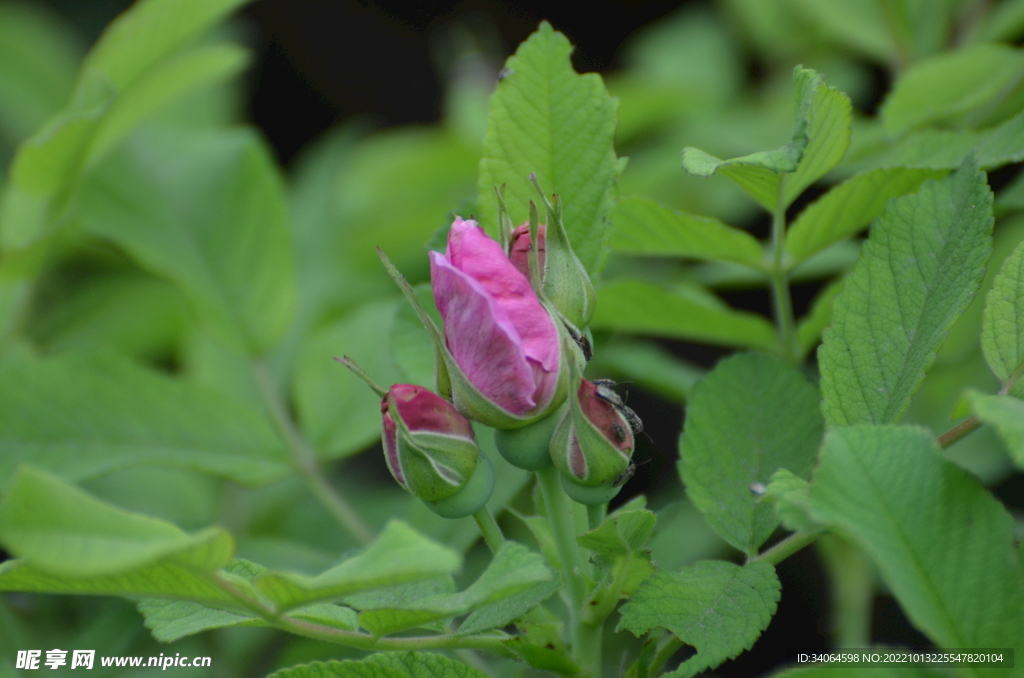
28;1;930;675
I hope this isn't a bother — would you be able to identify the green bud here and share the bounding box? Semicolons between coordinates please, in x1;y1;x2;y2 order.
493;404;566;470
549;373;637;506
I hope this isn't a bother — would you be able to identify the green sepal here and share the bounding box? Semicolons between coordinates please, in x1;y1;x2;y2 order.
493;404;565;470
378;247;570;430
425;451;495;519
531;177;597;328
387;394;479;502
560;474;624;506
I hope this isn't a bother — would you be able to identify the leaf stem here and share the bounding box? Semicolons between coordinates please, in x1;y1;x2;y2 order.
207;572;514;656
648;636;684;677
252;360;374;545
473;507;506;554
770;179;798;363
751;527;825;565
937;416;981;448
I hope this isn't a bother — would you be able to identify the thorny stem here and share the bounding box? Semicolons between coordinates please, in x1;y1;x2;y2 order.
750;527;826;566
770;179;798;363
473;507;506;554
253;360;375;545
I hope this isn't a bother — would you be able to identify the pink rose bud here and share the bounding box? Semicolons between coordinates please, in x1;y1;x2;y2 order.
509;222;546;281
429;217;568;429
382;384;493;518
550;378;637;505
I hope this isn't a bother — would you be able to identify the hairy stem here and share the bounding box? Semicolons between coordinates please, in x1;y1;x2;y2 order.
770;179;798;363
253;360;374;545
473;507;506;554
937;364;1024;449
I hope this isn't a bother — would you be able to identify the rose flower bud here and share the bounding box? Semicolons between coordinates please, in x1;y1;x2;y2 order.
428;217;568;430
382;384;493;519
549;378;637;505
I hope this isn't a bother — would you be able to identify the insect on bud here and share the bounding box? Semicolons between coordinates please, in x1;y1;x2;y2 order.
549;377;639;505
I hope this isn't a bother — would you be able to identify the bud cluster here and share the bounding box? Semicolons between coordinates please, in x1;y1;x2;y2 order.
344;183;639;515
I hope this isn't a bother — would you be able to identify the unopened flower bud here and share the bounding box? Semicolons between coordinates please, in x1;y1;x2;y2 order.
339;352;497;520
550;378;637;505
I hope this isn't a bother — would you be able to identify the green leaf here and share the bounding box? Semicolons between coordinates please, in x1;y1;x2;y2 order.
764;469;817;534
609;197;764;269
456;578;561;635
254;521;461;611
137;561;358;642
767;666;941;678
84;43;249;164
682;67;851;211
618;561;781;678
578;508;656;557
853;107;1024;172
786;168;944;263
79;127;294;355
295;299;403;459
356;542;553;636
968;391;1024;468
789;0;892;62
679;353;823;554
796;279;842;360
591;280;778;351
0;3;80;142
0;466;232;578
268;661;405;678
981;240;1024;384
0;351;288;486
819;159;993;426
366;653;489;678
809;426;1024;659
477;22;619;275
0;0;249;252
268;655;488;678
881;44;1024;136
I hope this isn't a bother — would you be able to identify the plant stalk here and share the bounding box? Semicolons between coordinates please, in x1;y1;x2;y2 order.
473;507;505;554
253;360;374;545
770;180;798;363
536;467;600;675
751;527;825;565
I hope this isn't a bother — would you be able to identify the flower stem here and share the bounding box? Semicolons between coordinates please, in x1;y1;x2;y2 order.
587;503;606;531
253;360;374;545
473;507;505;554
770;179;798;363
536;467;597;674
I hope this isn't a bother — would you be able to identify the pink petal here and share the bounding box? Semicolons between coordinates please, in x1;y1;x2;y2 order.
430;251;538;415
390;384;475;441
447;223;560;373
